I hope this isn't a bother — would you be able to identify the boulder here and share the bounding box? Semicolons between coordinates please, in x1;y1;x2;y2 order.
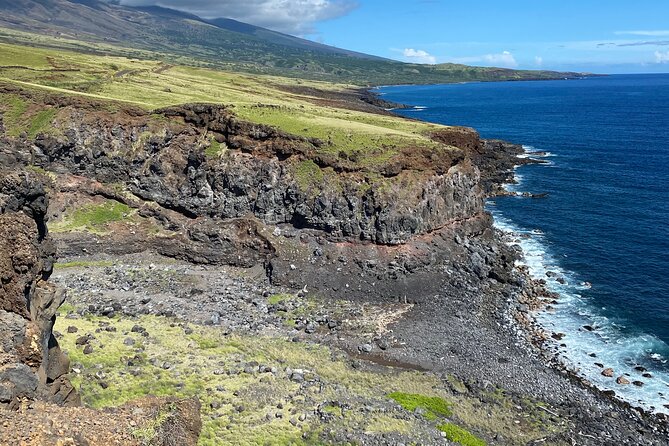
601;368;614;378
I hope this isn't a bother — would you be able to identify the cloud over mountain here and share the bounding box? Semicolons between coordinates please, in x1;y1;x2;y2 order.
482;51;517;68
119;0;357;34
402;48;437;64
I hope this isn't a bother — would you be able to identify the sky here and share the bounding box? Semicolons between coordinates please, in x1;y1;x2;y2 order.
119;0;669;74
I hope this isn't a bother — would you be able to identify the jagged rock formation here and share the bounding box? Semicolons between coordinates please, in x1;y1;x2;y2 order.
24;96;485;245
0;169;78;406
0;87;522;303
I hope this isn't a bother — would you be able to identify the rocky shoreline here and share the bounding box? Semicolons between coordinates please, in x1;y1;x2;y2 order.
1;84;668;444
488;151;669;424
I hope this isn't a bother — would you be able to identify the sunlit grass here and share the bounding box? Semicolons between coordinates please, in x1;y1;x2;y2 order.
0;40;447;158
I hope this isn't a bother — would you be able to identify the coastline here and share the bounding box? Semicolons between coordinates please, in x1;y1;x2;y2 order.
2;80;667;444
368;72;604;91
367;89;669;432
491;147;669;420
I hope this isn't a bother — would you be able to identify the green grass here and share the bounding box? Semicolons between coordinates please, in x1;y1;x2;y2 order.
267;294;292;305
0;23;582;86
58;303;76;314
50;200;135;233
1;91;57;137
191;335;219;350
27;107;57;137
55;312;454;445
204;138;226;157
1;94;28;136
293;160;324;192
53;299;567;445
388;392;452;421
0;41;447;161
438;423;487;446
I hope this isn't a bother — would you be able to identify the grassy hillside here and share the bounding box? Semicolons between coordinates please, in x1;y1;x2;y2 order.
0;0;589;85
0;40;446;161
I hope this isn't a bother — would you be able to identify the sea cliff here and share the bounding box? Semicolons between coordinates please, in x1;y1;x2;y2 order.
1;76;667;445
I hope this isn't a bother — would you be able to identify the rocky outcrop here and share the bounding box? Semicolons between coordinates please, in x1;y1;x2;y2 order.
0;169;78;407
0;88;523;307
22;97;486;245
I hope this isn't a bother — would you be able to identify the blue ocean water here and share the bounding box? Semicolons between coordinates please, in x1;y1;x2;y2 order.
379;74;669;413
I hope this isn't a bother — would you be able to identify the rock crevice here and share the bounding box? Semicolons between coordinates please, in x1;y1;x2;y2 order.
0;170;78;407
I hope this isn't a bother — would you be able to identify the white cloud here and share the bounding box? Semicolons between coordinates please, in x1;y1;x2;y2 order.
402;48;437;64
655;50;669;63
442;50;517;68
616;30;669;37
482;51;517;68
119;0;357;35
534;56;543;66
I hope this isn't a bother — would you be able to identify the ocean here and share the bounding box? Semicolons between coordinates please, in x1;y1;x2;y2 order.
378;74;669;414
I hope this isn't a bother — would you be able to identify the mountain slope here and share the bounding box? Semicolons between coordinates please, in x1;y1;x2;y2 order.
205;16;387;61
0;0;589;85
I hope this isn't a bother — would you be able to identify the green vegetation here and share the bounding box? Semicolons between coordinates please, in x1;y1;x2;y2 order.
58;303;76;314
0;41;444;161
386;392;488;445
387;392;452;421
1;94;27;136
25;165;57;182
204;138;226;157
55;312;448;445
0;5;583;86
438;423;487;446
51;200;135;233
53;294;566;446
267;294;292;305
293;160;324;192
0;92;58;137
132;405;174;445
26;108;57;137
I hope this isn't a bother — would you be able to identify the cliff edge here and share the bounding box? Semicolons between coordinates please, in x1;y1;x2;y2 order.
0;169;77;407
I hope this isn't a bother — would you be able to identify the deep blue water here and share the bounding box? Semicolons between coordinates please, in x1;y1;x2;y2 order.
379;74;669;412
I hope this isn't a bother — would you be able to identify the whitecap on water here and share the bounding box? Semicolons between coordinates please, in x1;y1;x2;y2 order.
489;206;669;415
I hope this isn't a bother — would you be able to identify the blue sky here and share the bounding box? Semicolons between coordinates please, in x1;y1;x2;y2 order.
123;0;669;74
312;0;669;73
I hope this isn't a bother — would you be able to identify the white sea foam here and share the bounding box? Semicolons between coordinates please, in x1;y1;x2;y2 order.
502;169;524;194
491;208;669;415
522;145;555;158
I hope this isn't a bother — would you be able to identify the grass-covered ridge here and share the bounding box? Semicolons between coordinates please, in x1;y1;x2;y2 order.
0;92;58;137
0;41;446;160
0;8;588;86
